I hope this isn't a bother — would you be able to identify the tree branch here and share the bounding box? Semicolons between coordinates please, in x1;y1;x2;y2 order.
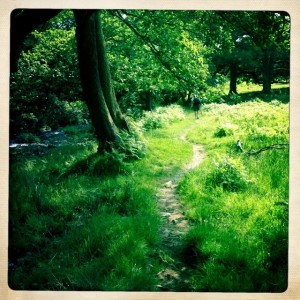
110;10;190;86
245;143;289;155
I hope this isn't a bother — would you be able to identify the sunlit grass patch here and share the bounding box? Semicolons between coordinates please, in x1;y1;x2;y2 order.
237;82;289;94
179;99;289;292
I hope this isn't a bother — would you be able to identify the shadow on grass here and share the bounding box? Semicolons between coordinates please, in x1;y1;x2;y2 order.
63;152;128;178
225;87;289;105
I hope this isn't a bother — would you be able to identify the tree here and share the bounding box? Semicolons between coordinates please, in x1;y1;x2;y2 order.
74;10;129;152
11;9;129;152
107;10;210;106
215;11;290;94
10;12;86;135
10;9;62;73
101;10;188;109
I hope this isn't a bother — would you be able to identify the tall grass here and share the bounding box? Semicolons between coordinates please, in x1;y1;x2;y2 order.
9;105;192;290
9;94;289;291
178;96;289;292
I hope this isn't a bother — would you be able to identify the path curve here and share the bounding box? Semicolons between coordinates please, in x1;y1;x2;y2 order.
156;129;205;291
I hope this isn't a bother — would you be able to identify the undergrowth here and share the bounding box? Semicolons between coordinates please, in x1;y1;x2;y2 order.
179;96;289;292
9;95;289;291
9;104;192;290
140;104;185;130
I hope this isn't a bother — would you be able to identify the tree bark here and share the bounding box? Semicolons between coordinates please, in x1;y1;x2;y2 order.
143;91;153;111
74;10;121;152
262;46;274;94
229;63;238;94
94;12;129;131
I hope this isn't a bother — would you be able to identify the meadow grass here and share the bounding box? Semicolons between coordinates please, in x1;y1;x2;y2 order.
236;82;289;94
225;82;290;104
178;91;289;292
9;106;193;290
9;91;289;291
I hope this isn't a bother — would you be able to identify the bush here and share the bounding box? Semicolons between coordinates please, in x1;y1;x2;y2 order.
206;157;250;192
226;93;242;104
201;87;226;104
62;100;90;125
16;133;41;143
113;130;147;161
140;104;185;130
10;20;82;135
214;123;238;137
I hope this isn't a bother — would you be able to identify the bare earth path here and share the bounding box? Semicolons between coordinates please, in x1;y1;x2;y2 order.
157;126;205;291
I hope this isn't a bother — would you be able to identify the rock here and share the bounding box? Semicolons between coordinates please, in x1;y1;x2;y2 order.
161;212;171;217
164;181;173;188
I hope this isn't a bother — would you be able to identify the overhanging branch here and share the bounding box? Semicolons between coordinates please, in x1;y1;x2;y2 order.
110;10;189;86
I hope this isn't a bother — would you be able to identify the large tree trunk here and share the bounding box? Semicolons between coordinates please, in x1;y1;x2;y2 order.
262;46;274;94
74;10;121;152
94;12;129;131
11;9;129;152
229;63;238;94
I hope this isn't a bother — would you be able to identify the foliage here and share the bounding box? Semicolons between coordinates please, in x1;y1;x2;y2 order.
200;85;227;104
16;132;41;143
9;110;192;290
213;123;238;137
10;10;289;138
225;93;242;104
178;95;289;292
10;10;82;135
212;11;290;92
140;104;185;130
111;122;148;161
103;10;211;108
62;100;90;125
9;91;289;291
205;157;250;192
9;5;290;291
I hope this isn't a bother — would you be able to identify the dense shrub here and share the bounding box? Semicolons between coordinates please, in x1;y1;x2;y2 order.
10;14;82;135
16;133;41;143
140;105;185;130
213;123;238;137
206;157;250;192
111;127;147;161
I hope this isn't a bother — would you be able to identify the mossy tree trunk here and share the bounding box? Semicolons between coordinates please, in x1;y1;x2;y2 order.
94;12;129;131
74;10;129;152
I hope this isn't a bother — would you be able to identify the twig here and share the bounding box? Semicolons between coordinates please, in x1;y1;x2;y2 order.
245;143;289;155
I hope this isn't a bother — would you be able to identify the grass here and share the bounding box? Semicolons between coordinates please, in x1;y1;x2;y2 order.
237;82;289;94
9;105;193;290
178;88;289;292
227;82;290;104
9;86;289;291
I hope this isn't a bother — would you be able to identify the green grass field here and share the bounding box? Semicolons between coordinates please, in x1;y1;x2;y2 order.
9;86;289;291
9;105;194;290
179;90;289;292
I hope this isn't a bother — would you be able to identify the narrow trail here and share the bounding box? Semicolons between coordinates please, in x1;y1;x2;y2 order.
156;125;205;291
